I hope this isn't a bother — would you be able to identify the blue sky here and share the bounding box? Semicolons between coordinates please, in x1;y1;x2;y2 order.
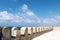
0;0;60;26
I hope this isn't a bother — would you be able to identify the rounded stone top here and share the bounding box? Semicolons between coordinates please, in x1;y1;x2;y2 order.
12;27;18;30
2;27;9;31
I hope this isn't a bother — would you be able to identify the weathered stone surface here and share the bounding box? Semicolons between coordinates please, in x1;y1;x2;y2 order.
20;27;27;40
2;27;10;40
16;30;20;40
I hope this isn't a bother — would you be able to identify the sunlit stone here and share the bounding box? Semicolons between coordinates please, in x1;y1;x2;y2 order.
11;27;18;37
20;27;26;35
33;27;36;33
27;27;32;34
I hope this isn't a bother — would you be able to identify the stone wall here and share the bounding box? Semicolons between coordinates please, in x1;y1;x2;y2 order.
0;26;53;40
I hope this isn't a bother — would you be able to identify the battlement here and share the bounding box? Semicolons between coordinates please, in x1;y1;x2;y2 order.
0;26;53;40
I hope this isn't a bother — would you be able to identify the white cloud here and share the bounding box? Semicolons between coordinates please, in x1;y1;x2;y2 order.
55;15;60;20
43;18;57;24
42;15;60;26
21;4;28;12
0;11;23;23
0;4;60;26
20;4;41;24
26;12;35;16
0;4;41;26
0;11;13;20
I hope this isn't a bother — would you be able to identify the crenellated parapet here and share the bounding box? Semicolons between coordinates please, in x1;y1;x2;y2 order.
0;26;53;40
